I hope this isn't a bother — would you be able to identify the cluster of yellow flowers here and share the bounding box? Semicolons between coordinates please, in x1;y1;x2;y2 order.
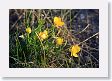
25;17;81;57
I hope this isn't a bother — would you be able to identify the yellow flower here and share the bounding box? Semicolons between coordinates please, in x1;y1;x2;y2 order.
38;30;48;41
70;44;81;57
54;17;64;28
56;37;63;45
26;27;31;34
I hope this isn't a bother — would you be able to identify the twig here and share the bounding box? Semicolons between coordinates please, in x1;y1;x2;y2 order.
43;10;50;20
10;10;25;31
9;56;20;63
68;10;81;23
62;10;71;20
79;32;99;45
82;49;99;62
75;24;90;35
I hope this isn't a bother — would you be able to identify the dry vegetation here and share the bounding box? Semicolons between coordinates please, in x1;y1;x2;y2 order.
9;9;99;68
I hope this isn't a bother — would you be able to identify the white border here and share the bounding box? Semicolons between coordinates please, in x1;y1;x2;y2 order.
0;0;108;77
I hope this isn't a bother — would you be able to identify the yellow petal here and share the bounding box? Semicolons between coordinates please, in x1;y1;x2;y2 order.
73;53;78;57
60;22;64;26
54;17;64;28
70;44;81;57
38;30;48;41
26;27;31;34
56;37;63;45
43;30;48;35
54;17;61;23
75;45;81;52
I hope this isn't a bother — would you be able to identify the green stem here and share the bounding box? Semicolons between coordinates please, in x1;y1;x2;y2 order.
35;32;46;67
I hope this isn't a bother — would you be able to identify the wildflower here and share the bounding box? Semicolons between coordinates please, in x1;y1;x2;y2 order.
54;17;64;28
70;44;81;57
26;27;31;34
56;37;63;45
38;30;48;41
19;35;24;39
